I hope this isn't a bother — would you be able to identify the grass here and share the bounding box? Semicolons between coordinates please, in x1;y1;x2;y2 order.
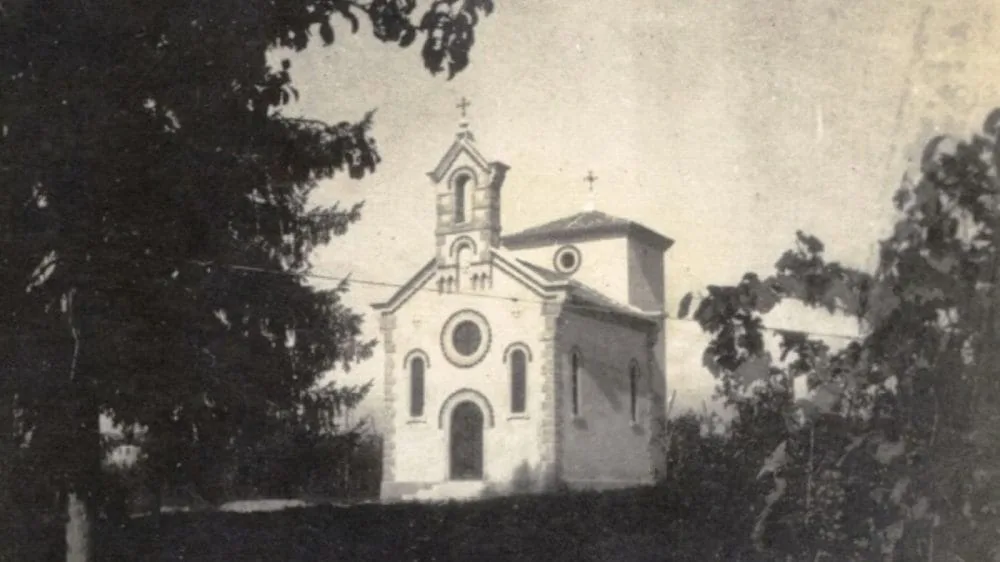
94;487;754;562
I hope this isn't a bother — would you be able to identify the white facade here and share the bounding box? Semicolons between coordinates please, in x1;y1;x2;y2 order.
373;123;674;500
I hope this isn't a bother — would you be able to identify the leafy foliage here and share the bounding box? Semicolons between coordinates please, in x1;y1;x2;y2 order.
0;0;494;557
681;109;1000;560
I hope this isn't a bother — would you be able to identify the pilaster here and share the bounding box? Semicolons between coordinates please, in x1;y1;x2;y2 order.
379;313;398;488
538;301;564;488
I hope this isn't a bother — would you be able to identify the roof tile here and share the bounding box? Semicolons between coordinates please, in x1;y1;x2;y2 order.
502;210;672;250
505;210;629;239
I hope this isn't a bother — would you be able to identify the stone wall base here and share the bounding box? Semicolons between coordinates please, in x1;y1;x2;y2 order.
381;477;654;502
380;481;435;502
561;478;654;492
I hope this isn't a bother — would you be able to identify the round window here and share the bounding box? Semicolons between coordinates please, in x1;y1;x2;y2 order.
553;245;582;274
559;251;577;270
451;320;483;356
441;310;491;368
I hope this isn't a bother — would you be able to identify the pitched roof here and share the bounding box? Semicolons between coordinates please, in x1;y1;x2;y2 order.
509;210;629;237
501;210;673;251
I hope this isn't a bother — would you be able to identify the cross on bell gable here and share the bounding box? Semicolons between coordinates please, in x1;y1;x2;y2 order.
457;97;471;119
455;96;474;139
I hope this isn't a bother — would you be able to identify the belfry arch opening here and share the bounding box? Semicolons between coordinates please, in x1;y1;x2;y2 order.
453;173;473;224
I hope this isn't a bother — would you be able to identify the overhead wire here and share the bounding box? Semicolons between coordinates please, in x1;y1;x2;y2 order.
190;260;861;341
0;252;861;341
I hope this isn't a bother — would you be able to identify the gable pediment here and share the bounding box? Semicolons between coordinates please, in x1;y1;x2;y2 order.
427;132;504;184
371;249;660;328
371;251;564;315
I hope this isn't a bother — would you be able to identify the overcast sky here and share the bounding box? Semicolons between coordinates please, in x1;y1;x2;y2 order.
271;0;1000;423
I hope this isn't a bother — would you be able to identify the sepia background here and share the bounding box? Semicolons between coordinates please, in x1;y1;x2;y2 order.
270;0;1000;422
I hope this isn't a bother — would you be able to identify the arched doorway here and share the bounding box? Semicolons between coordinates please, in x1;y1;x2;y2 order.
449;401;484;480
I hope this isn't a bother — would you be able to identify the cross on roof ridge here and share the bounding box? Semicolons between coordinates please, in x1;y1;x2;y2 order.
583;170;598;211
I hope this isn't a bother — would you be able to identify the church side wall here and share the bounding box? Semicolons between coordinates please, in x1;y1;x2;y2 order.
382;268;554;498
625;236;668;476
626;237;665;312
556;309;658;488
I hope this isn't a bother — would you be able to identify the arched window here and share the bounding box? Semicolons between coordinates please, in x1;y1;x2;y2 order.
570;351;581;417
410;357;425;418
510;349;527;414
454;174;471;223
629;362;639;423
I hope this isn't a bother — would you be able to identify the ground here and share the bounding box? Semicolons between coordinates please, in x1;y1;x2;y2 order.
90;487;750;562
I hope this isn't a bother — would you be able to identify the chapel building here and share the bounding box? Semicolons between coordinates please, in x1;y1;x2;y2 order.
372;115;673;501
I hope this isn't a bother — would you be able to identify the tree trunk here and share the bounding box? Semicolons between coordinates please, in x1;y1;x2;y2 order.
64;289;99;562
65;407;100;562
344;444;352;501
151;480;163;530
66;492;93;562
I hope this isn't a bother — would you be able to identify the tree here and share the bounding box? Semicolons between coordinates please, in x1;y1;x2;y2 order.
0;1;495;560
682;110;1000;560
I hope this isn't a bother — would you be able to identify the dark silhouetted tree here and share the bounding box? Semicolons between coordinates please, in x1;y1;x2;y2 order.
0;1;495;560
